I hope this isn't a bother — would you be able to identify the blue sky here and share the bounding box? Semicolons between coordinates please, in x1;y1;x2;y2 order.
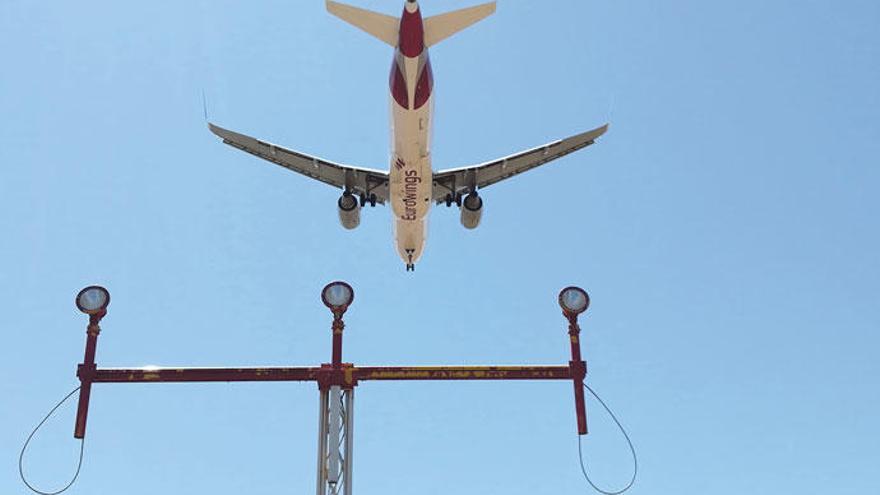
2;1;878;494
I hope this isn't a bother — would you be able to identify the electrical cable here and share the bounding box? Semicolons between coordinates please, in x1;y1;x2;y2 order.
577;384;637;495
19;386;86;495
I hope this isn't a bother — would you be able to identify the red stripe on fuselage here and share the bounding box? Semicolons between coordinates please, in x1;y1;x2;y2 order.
390;58;408;108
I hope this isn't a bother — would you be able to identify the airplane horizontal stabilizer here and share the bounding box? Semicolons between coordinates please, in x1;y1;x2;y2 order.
326;0;398;46
424;2;496;47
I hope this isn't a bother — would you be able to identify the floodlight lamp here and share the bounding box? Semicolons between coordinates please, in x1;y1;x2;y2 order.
76;286;110;315
558;286;589;316
322;281;354;313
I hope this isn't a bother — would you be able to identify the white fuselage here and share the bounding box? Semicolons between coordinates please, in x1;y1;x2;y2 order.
388;52;434;266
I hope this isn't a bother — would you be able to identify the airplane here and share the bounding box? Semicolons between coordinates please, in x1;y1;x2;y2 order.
208;0;608;271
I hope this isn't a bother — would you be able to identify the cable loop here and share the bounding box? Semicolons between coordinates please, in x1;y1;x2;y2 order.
577;384;637;495
19;386;86;495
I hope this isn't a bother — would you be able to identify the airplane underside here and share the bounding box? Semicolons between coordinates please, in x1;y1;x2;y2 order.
207;0;608;272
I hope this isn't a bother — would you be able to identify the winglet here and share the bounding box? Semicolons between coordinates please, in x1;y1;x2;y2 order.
201;90;209;123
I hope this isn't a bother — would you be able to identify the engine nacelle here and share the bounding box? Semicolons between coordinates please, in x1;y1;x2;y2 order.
459;192;483;229
338;192;361;229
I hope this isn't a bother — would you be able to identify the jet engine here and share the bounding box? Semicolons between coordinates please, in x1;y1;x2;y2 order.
459;192;483;229
338;192;360;229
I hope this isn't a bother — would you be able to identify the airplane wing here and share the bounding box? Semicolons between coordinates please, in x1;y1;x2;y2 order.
431;124;608;203
209;123;390;204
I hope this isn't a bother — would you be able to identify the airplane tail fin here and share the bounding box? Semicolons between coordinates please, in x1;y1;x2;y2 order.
424;2;496;47
326;0;399;46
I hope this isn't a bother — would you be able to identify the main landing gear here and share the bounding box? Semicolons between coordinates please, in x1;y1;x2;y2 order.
359;193;377;207
444;193;462;207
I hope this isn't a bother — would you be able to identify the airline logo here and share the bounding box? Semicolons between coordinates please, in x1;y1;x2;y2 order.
400;170;422;221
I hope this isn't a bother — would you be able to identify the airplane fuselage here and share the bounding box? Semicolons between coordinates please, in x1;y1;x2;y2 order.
388;2;434;269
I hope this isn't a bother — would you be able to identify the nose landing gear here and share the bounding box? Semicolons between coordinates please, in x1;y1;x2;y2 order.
405;249;416;272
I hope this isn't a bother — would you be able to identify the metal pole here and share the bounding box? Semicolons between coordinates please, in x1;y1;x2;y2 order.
331;314;344;366
74;313;102;439
568;316;588;435
328;386;342;485
343;389;354;495
316;389;329;495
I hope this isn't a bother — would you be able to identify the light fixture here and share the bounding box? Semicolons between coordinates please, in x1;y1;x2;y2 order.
76;286;110;315
558;286;589;316
322;281;354;314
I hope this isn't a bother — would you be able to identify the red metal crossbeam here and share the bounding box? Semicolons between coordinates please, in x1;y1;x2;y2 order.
90;366;324;383
89;364;574;384
75;304;590;438
355;365;572;381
